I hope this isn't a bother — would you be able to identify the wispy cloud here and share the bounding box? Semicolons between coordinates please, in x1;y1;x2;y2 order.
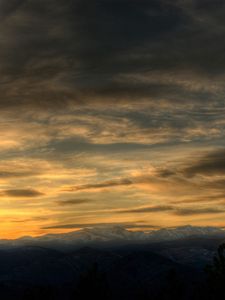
0;189;44;198
117;205;225;216
174;207;225;216
56;198;92;206
63;178;134;192
118;205;174;214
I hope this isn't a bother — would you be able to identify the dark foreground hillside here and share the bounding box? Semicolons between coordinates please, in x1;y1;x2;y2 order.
0;238;224;300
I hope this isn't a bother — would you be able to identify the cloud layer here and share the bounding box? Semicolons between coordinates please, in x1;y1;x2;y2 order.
0;0;224;237
0;0;224;109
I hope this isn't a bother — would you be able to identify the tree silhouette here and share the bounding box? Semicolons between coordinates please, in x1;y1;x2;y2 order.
204;243;225;299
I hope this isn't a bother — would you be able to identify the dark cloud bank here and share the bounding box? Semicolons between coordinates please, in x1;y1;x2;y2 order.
184;149;225;177
0;0;224;109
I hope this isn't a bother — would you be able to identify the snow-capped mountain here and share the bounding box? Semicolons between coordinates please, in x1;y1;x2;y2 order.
31;225;147;243
148;225;225;241
0;225;224;249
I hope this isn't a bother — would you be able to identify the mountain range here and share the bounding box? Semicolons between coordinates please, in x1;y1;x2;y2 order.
0;225;224;299
1;225;224;249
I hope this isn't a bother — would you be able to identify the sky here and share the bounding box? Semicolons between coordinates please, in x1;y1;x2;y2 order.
0;0;225;238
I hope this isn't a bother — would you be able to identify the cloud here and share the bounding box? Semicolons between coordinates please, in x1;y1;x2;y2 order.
184;149;225;177
174;207;225;216
150;148;225;193
0;0;26;16
56;198;92;206
1;189;44;198
0;170;38;178
63;178;134;192
0;0;225;237
10;216;49;223
117;205;225;216
118;205;174;214
171;193;225;204
0;0;223;110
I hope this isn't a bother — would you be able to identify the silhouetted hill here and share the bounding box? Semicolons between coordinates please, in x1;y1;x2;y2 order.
0;227;223;299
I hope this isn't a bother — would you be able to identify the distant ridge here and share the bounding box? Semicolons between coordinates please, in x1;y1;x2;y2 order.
0;225;224;249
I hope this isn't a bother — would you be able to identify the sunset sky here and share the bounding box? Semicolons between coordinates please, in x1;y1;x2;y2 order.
0;0;225;238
